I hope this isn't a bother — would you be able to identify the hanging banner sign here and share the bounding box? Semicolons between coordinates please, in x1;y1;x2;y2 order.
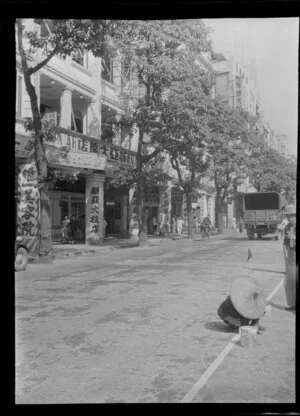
45;145;107;170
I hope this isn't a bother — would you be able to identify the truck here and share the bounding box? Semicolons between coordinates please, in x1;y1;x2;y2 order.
243;192;286;240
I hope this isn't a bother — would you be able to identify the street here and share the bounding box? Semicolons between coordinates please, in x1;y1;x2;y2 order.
15;231;295;403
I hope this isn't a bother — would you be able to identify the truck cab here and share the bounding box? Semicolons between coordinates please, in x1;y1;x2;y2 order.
244;192;285;240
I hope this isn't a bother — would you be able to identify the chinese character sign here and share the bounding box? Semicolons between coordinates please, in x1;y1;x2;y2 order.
17;163;40;254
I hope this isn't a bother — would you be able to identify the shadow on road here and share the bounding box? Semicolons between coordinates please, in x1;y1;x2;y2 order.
250;268;285;275
205;321;238;334
220;236;275;242
267;301;286;311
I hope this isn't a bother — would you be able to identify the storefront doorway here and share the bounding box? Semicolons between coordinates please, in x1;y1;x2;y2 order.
146;206;158;234
49;175;86;242
104;183;128;237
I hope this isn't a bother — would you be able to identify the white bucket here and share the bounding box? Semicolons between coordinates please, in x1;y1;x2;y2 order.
239;325;258;349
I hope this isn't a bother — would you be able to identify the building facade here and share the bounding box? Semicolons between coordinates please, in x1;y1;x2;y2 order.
16;19;138;252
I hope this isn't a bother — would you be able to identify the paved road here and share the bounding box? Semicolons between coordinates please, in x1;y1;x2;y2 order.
15;231;295;403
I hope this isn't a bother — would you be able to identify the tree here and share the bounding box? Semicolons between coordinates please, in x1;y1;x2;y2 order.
206;102;251;232
157;70;213;238
16;19;127;258
102;19;211;246
247;145;297;204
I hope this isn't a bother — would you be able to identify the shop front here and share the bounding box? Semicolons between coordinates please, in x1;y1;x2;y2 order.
143;186;159;235
49;176;86;242
104;184;129;237
171;187;183;222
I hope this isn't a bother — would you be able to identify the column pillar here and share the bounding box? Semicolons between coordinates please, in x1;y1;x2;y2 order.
60;87;73;129
85;173;105;245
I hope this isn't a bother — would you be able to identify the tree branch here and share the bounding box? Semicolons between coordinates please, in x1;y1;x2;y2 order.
141;147;161;163
171;155;183;184
28;44;60;75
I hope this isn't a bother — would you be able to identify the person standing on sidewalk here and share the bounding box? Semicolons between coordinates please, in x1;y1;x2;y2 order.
61;216;71;244
232;217;236;230
69;215;79;244
276;208;288;241
152;216;158;234
177;216;184;236
282;205;297;311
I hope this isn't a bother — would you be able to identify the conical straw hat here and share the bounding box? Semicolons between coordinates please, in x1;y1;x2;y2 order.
230;277;266;319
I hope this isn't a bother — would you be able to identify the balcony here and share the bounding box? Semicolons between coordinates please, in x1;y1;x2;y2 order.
101;78;122;109
15;117;137;169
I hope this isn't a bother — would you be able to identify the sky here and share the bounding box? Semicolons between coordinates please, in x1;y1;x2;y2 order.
203;18;299;156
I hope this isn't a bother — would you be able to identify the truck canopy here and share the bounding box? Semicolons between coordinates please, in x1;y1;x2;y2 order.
244;192;281;210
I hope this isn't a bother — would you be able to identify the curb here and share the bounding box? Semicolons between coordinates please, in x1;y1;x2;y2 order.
40;232;228;260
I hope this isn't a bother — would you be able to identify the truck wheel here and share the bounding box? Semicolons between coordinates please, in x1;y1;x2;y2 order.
15;247;29;271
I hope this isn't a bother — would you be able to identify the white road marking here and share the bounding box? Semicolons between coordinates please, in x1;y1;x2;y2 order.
180;278;285;403
266;279;284;302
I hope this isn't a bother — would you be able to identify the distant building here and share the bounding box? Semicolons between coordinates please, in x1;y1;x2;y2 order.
212;53;261;118
275;134;289;158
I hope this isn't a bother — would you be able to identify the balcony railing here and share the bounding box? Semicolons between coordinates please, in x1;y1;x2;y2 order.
15;117;137;167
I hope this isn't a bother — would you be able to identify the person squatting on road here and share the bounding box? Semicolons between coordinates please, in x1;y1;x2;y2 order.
218;276;267;332
281;205;297;311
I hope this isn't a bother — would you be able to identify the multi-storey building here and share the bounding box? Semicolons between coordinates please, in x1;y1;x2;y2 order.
16;19;138;254
209;52;264;225
212;53;262;117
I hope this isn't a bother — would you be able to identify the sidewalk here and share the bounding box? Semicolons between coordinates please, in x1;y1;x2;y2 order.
51;234;171;259
41;229;234;260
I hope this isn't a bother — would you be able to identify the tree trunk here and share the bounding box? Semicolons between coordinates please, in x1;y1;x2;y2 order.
215;191;223;234
136;130;149;247
39;187;53;258
185;187;194;239
17;20;52;260
139;207;149;247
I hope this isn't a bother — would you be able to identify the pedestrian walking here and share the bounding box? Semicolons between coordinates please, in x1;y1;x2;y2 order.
201;215;211;240
232;217;236;230
176;216;184;236
218;276;267;330
281;205;296;311
61;216;71;243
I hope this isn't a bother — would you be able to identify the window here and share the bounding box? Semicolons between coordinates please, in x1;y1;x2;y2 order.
102;54;114;83
71;49;85;67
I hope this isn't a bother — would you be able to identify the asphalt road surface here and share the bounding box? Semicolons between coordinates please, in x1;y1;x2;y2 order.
15;231;295;403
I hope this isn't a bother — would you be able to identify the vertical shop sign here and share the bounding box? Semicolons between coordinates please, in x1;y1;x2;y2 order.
89;186;100;234
17;163;40;254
